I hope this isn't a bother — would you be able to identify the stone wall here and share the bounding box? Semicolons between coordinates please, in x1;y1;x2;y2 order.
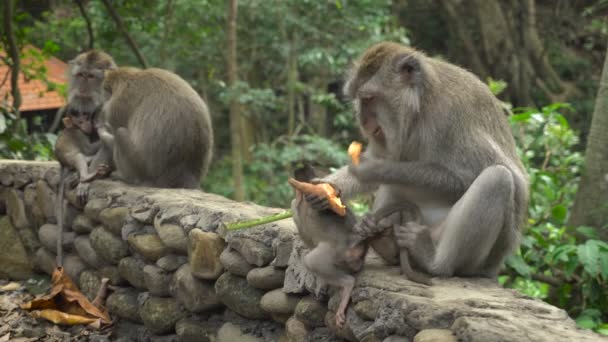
0;160;604;342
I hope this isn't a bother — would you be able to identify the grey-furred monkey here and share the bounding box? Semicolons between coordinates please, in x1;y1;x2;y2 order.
53;108;106;265
52;50;116;266
290;166;367;329
64;50;117;187
308;42;529;278
99;67;213;189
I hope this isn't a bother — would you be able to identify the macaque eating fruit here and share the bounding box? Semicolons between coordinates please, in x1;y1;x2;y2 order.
289;166;367;328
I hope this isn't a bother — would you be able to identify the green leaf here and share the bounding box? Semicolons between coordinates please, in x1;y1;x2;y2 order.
576;226;599;239
599;252;608;280
578;241;600;277
576;317;597;329
0;113;6;133
506;254;531;277
550;205;567;222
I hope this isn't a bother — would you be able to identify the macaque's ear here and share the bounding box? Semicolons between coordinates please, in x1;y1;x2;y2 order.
395;54;421;84
62;117;73;128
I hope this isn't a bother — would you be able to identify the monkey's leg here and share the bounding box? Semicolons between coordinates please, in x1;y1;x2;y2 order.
397;165;515;276
113;127;147;182
303;242;356;328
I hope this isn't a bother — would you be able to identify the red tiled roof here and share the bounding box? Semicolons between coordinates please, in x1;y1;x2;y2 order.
0;46;67;112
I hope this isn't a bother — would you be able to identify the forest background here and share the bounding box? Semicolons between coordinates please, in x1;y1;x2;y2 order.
1;0;608;335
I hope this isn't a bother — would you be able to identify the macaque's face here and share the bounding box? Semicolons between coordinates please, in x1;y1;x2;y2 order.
67;110;94;135
71;66;105;97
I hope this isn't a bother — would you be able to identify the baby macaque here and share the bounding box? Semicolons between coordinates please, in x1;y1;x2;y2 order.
54;108;108;265
289;166;367;328
54;108;110;196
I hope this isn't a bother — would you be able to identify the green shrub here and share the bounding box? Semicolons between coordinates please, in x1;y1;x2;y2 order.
503;103;608;335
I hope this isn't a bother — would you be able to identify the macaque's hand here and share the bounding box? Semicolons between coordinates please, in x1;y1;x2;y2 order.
395;222;430;250
348;155;382;183
353;212;392;239
336;311;346;329
303;178;341;212
289;178;345;216
96;164;111;178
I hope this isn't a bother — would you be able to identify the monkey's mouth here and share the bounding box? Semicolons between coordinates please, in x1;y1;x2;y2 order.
361;113;385;140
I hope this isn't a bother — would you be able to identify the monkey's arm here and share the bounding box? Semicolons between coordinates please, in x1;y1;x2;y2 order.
348;157;467;195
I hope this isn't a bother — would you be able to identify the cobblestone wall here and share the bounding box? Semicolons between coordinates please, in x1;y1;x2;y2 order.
0;160;603;342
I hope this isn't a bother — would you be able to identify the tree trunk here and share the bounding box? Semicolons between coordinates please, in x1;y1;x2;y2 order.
240;111;255;162
74;0;94;50
101;0;149;68
159;0;174;66
430;0;574;106
309;74;329;136
568;47;608;240
286;42;298;135
226;0;245;201
3;0;22;114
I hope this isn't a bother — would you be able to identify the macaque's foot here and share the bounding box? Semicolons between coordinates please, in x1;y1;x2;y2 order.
395;222;428;250
96;164;111;178
80;172;98;183
76;182;90;205
336;310;346;329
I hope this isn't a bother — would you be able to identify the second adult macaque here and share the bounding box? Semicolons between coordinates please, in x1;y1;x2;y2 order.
290;168;367;329
309;42;529;278
100;67;214;189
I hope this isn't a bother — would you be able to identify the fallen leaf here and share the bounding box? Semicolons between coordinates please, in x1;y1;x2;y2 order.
30;310;100;327
0;282;21;292
21;267;111;327
0;333;9;342
288;178;346;216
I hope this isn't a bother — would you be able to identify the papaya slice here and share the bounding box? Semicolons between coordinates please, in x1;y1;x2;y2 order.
288;178;346;216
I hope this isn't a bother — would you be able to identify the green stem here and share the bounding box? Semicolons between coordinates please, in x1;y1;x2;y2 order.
224;210;293;231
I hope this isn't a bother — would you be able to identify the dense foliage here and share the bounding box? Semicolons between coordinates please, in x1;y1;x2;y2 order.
503;104;608;334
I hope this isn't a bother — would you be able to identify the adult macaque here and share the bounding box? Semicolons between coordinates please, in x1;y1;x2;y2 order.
290;166;367;328
309;42;529;278
65;50;117;181
52;50;116;266
100;67;213;189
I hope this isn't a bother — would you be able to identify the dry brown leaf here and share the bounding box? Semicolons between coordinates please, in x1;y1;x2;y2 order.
0;282;21;292
288;178;346;216
21;267;111;327
30;310;100;327
348;141;363;166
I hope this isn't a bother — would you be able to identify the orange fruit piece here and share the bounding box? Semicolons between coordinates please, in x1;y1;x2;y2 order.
288;178;346;216
348;141;363;166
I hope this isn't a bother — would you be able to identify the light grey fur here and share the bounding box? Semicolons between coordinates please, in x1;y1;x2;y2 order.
101;67;214;189
318;42;529;278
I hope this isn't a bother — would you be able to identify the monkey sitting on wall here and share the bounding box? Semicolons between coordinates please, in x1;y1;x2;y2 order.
308;42;529;279
54;107;109;198
99;67;214;189
54;107;109;266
